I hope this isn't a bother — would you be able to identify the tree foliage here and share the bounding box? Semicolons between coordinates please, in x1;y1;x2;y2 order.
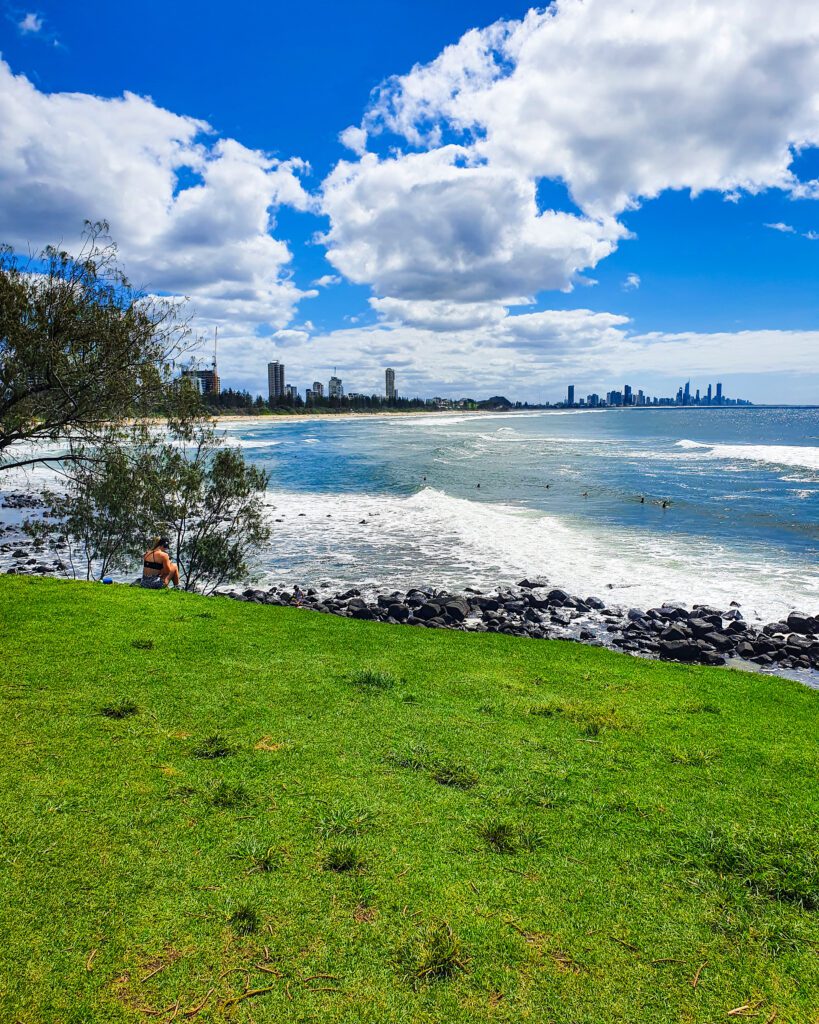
31;417;272;593
0;222;190;472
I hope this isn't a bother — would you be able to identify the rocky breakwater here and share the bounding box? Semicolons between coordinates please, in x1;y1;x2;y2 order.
220;580;819;677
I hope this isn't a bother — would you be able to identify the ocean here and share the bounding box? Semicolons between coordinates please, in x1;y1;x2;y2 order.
217;406;819;625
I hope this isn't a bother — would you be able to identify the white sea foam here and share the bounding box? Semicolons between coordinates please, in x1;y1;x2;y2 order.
674;439;819;471
258;486;818;622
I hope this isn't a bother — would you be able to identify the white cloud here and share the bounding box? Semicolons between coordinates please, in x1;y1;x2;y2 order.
266;309;819;401
364;0;819;218
804;230;819;240
623;273;641;290
320;0;819;353
312;273;341;287
18;12;43;33
371;296;509;332
339;125;367;155
764;222;796;233
0;59;315;376
321;147;624;303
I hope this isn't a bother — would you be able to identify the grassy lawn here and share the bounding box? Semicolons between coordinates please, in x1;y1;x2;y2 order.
1;576;817;1023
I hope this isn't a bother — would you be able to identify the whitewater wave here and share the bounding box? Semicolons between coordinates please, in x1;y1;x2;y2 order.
257;486;818;623
675;439;819;471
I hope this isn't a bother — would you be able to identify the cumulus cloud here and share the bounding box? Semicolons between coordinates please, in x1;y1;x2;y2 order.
623;273;641;290
364;0;819;217
312;273;341;287
320;0;819;351
321;147;624;303
765;222;796;233
0;58;315;376
339;125;367;155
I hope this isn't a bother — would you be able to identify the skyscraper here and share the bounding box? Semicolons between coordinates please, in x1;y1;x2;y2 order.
567;385;575;406
624;384;633;405
716;382;723;404
267;360;285;401
683;381;691;405
329;376;343;399
385;367;396;402
312;381;324;398
707;383;713;404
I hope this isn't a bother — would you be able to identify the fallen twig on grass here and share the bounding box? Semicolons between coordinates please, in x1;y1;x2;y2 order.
86;948;98;971
181;989;214;1019
253;963;282;976
727;1003;763;1017
691;961;708;988
610;935;640;954
223;984;279;1008
140;963;170;983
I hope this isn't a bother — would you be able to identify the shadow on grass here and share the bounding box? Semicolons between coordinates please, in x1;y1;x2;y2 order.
387;744;480;790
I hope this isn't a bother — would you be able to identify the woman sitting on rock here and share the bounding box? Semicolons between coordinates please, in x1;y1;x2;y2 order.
140;536;180;589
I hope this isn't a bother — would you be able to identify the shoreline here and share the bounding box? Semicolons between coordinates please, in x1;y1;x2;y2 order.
3;487;817;686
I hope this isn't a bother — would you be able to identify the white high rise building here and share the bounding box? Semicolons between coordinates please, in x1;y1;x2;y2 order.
329;375;343;399
385;367;396;401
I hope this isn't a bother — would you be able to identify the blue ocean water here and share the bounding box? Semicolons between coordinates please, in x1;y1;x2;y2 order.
220;407;819;623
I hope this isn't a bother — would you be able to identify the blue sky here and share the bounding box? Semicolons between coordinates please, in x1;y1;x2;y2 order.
2;0;819;403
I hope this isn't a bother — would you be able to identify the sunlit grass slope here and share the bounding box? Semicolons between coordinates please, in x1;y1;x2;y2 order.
1;576;817;1023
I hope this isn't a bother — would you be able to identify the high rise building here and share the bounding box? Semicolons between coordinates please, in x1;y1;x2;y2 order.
284;384;299;401
707;383;713;404
716;382;723;404
181;367;220;396
268;360;285;401
624;384;633;405
312;381;324;398
329;375;344;399
567;385;575;406
385;367;396;402
683;381;691;405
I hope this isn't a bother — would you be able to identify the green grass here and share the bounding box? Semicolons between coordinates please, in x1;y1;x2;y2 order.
0;576;817;1023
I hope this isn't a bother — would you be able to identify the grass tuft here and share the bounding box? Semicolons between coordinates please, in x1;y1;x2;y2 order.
228;905;258;935
429;760;479;790
388;745;478;789
192;734;232;759
317;804;376;838
207;781;250;808
130;639;154;651
668;748;719;767
476;821;518;853
322;844;365;873
239;842;280;874
476;821;547;854
350;668;398;690
400;921;468;987
697;827;819;911
685;702;722;714
99;700;138;719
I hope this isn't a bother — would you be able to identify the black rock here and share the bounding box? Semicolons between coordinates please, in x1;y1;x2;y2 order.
658;640;702;662
787;612;819;635
444;597;469;621
388;603;410;622
660;624;690;642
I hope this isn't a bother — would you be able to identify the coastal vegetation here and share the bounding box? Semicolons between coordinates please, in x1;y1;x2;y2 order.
0;223;189;474
1;575;817;1023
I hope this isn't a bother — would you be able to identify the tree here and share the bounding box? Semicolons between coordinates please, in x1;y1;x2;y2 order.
32;417;272;593
0;222;190;473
